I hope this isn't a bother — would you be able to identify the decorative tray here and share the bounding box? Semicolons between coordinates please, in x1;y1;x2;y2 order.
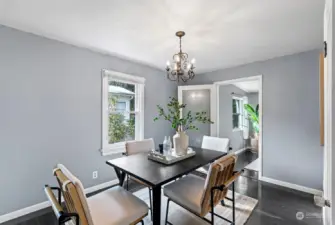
148;148;196;165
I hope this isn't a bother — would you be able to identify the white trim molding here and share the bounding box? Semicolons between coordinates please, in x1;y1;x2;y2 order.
323;0;333;224
84;179;119;194
101;69;145;156
102;69;146;84
260;176;323;196
214;75;263;180
0;179;119;224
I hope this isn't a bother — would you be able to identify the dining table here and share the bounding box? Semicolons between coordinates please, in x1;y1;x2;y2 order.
106;147;227;225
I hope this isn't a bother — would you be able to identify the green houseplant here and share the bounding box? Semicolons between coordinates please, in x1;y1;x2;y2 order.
154;97;213;155
244;103;259;150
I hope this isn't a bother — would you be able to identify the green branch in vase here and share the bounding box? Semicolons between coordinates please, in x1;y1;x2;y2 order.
153;97;214;132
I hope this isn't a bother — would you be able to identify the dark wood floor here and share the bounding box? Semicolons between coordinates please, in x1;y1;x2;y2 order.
2;150;322;225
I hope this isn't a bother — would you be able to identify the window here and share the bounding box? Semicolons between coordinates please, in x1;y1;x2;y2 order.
115;102;126;113
232;96;244;131
101;70;145;155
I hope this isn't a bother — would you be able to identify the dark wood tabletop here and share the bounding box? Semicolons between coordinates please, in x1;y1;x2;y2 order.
106;147;226;225
106;147;227;187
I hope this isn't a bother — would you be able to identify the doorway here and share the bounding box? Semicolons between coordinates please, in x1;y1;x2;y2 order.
214;75;263;179
178;75;263;180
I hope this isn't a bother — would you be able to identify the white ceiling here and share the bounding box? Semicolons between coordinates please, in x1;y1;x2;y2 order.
0;0;324;73
233;80;259;93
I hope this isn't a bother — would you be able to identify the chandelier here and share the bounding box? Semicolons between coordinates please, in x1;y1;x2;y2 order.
166;31;196;82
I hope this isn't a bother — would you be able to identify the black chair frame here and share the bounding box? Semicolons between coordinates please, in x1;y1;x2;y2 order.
44;185;80;225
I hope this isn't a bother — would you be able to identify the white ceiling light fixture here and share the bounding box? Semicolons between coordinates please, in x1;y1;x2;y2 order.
166;31;195;83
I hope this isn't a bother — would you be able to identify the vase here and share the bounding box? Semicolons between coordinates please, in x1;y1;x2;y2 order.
250;133;259;151
173;131;189;156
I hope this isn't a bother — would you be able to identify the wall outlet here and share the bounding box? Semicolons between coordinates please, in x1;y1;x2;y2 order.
92;171;98;179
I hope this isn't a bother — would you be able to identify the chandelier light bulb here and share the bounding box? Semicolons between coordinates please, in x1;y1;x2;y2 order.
166;61;170;66
187;63;191;69
191;58;196;64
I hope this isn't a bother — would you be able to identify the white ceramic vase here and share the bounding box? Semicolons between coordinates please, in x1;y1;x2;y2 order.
250;133;259;151
173;131;189;156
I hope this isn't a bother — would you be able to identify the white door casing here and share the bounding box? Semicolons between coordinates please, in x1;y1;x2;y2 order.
323;0;333;224
214;75;263;180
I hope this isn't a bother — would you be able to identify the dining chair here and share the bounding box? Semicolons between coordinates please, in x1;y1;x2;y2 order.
197;136;230;175
45;164;148;225
125;138;155;219
202;135;230;152
164;154;242;225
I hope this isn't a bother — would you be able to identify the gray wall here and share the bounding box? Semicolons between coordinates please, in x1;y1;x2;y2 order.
218;85;246;150
0;26;176;215
189;50;323;190
247;92;259;134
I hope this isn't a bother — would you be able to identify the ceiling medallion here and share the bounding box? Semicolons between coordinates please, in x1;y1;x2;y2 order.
166;31;195;82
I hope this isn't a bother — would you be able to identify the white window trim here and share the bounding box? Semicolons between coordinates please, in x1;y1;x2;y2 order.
100;69;145;156
232;96;244;131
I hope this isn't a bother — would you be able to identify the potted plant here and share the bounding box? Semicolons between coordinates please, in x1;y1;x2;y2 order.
244;104;259;150
154;97;213;155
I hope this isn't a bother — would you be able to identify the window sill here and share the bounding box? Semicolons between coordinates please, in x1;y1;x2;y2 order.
232;128;242;132
100;147;125;156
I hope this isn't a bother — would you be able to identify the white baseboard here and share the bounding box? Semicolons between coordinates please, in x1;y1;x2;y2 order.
84;179;118;194
0;201;51;224
232;147;248;155
260;176;323;196
0;179;119;224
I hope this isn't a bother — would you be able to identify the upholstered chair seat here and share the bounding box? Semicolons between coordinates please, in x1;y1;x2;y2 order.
51;164;148;225
88;186;148;225
164;154;242;225
201;136;230;153
124;138;155;219
197;136;230;175
163;175;205;214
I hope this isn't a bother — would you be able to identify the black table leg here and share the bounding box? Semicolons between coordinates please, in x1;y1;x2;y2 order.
114;167;126;186
152;185;161;225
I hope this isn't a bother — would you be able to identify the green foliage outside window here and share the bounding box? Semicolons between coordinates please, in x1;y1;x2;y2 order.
108;95;135;144
109;113;128;143
127;116;135;138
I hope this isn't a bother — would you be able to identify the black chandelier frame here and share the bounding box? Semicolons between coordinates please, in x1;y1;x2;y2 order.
166;31;195;82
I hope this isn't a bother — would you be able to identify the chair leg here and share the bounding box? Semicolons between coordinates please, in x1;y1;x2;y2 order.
148;188;153;220
232;182;235;225
126;175;129;190
165;199;171;225
221;199;225;206
210;189;214;225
